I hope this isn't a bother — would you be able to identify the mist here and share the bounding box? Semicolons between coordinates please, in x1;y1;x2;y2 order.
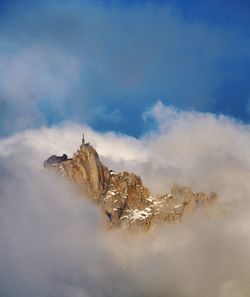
0;104;250;296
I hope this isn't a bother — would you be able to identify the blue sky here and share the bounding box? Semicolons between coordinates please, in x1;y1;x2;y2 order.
0;0;249;136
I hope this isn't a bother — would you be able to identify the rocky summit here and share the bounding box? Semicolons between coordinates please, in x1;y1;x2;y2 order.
44;135;217;230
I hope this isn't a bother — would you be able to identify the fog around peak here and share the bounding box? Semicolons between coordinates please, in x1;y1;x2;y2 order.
0;104;250;296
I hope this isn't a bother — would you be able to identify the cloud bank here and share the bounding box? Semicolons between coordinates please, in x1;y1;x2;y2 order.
1;103;250;296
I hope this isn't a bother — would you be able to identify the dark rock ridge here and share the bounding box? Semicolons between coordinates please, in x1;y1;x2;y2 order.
44;154;68;168
44;135;217;229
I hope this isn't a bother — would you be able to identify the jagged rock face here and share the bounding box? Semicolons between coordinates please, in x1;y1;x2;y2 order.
46;140;217;230
102;171;152;227
57;145;110;201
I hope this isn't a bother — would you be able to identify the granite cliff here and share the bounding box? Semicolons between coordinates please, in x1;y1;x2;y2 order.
44;135;217;229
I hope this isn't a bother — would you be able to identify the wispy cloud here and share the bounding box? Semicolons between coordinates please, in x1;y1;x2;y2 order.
0;0;249;135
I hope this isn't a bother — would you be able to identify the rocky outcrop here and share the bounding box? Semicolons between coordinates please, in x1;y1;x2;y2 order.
103;171;152;227
57;145;110;201
44;154;68;168
45;136;217;230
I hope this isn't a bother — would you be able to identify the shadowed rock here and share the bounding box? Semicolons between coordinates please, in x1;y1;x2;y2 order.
44;154;68;168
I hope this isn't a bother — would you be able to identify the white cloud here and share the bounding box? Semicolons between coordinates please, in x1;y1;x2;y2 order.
1;104;250;296
0;45;79;102
0;45;80;132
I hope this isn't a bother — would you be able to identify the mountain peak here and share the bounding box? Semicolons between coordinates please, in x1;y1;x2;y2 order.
44;135;217;230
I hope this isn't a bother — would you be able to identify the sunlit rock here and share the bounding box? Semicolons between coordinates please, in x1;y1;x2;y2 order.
44;134;217;229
